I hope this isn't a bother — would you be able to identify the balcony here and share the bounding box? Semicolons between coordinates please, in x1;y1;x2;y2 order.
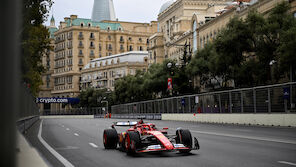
90;53;95;58
78;44;84;48
78;35;84;40
107;47;112;51
119;39;124;43
90;45;95;49
67;53;72;58
90;36;95;40
78;61;83;65
67;35;72;40
78;53;84;57
67;45;72;49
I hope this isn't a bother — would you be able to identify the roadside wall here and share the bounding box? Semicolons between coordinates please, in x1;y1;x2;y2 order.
162;114;296;127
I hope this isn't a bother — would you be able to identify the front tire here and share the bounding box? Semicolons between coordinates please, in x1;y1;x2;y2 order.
176;129;192;153
125;131;141;154
103;129;118;149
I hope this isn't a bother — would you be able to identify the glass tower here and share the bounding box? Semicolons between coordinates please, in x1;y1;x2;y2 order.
91;0;116;22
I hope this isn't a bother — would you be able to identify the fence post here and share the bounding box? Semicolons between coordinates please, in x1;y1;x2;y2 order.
219;94;222;113
268;88;271;113
229;92;232;113
241;91;244;113
188;96;191;113
253;89;257;113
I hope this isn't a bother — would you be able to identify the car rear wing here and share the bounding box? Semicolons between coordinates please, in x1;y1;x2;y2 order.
112;121;138;127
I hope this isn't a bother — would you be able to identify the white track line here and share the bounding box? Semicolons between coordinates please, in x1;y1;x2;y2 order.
74;133;79;136
191;130;296;145
66;128;70;131
278;161;296;166
38;120;75;167
89;143;98;148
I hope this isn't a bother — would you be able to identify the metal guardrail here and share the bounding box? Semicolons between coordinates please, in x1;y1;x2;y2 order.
17;85;40;133
111;82;296;114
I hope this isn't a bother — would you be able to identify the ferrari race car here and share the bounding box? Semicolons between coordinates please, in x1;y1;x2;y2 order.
103;120;200;154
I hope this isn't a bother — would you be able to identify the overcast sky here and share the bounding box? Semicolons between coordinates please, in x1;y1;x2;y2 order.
45;0;169;26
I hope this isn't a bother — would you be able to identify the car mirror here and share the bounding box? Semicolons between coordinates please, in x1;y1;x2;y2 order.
163;127;168;130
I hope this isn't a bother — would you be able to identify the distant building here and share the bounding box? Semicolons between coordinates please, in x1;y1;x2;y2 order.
148;0;230;65
81;51;149;91
91;0;116;22
38;16;58;114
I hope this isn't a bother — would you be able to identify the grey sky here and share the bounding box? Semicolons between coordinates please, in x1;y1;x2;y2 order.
45;0;169;26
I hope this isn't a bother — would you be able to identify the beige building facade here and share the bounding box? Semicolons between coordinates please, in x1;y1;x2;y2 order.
51;15;157;98
81;51;148;91
148;0;231;65
194;0;294;50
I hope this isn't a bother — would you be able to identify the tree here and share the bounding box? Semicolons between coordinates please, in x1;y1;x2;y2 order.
22;0;53;96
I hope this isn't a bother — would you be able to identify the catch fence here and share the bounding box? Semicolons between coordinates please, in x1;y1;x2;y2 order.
111;82;296;115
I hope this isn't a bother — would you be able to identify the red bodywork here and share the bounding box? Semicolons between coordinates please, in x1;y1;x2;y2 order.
123;122;190;153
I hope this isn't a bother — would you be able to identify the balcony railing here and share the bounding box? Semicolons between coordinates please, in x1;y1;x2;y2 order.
78;35;84;40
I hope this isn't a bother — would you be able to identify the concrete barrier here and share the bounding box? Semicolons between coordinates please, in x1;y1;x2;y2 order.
40;115;94;119
162;113;296;127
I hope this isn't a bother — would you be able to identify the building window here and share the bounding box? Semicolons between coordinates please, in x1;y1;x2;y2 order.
120;36;124;42
120;45;124;50
128;37;132;41
108;52;112;56
108;44;112;50
107;27;111;31
129;45;133;51
90;41;94;47
79;58;83;65
139;46;143;51
88;23;91;27
80;23;84;27
79;50;83;55
118;27;122;31
108;35;111;40
99;43;102;51
90;32;94;38
139;38;142;42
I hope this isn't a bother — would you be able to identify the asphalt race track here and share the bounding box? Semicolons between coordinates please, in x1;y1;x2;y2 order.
25;118;296;167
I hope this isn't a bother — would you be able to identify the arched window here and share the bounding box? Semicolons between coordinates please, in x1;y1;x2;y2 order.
80;23;84;27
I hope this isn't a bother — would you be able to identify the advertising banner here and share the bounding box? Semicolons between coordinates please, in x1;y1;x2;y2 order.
36;97;80;104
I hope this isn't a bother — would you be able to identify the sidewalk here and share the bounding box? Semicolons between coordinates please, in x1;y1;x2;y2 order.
16;131;49;167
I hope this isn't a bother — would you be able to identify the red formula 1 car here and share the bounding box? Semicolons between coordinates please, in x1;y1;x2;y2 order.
103;120;200;154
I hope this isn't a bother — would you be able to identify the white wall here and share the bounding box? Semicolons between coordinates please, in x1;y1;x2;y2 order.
162;114;296;127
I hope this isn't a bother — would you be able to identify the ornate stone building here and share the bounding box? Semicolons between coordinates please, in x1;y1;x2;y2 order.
148;0;230;65
51;15;156;100
81;51;148;91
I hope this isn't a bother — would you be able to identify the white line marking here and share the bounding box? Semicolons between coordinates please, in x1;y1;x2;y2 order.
66;128;70;131
191;130;296;145
89;143;98;148
38;120;75;167
278;161;296;166
55;146;79;150
74;133;79;136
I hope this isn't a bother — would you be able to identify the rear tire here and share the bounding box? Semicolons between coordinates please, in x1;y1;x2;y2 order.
103;129;118;149
176;129;192;153
125;131;141;154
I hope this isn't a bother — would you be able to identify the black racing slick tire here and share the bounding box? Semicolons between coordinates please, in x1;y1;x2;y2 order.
176;129;192;153
125;131;141;154
103;129;118;149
